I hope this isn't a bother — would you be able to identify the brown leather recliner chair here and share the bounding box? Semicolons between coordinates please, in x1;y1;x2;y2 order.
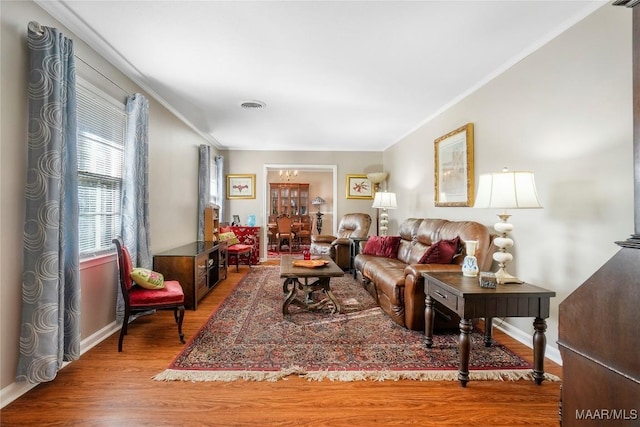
311;213;372;270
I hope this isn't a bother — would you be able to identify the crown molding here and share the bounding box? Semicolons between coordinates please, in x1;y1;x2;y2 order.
34;0;223;149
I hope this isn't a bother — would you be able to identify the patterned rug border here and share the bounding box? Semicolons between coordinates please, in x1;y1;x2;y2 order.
154;265;560;383
153;367;559;383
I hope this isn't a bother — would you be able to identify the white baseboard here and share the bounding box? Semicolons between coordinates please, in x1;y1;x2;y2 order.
1;321;119;409
494;320;562;366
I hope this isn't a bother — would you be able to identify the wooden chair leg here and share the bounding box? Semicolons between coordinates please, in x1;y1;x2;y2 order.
118;309;130;352
176;306;185;343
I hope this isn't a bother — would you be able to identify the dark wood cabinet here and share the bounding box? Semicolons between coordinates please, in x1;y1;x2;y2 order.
269;183;309;216
153;241;227;310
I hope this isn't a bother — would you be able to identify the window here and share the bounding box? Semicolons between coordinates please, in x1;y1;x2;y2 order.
77;81;126;258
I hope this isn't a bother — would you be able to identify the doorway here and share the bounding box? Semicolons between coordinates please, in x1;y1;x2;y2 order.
262;164;337;257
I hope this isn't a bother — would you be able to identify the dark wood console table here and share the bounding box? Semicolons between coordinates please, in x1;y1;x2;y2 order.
422;271;555;387
154;241;227;310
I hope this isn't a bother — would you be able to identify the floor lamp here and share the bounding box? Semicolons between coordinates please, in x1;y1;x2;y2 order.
367;172;388;235
311;196;325;234
372;192;397;236
474;168;542;284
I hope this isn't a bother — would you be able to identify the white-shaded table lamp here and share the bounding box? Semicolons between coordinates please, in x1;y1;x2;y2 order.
474;168;542;284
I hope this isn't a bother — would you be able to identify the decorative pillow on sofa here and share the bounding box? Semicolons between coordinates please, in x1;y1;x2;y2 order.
362;235;401;258
220;225;232;233
219;231;240;246
130;268;165;290
419;236;460;264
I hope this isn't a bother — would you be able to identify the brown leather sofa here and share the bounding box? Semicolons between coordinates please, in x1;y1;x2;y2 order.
354;218;494;331
311;213;372;270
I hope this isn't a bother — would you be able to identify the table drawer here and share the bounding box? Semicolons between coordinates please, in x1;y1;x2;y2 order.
429;284;458;312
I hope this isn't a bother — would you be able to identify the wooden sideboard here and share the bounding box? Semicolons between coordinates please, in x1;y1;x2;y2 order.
153;241;227;310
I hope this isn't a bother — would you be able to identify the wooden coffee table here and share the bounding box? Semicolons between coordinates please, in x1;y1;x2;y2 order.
280;255;345;315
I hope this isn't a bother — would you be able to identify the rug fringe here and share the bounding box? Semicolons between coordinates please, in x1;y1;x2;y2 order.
153;367;561;383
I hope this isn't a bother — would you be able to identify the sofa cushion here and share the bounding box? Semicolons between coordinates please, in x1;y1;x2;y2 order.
362;235;401;258
418;236;460;264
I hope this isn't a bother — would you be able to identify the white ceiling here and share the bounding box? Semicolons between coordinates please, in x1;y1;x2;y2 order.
38;1;606;152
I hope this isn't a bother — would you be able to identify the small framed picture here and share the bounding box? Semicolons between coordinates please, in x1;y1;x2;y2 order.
346;174;374;199
232;215;241;225
227;174;256;199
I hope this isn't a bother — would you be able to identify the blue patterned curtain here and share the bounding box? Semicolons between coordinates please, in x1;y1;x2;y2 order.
197;144;211;241
117;94;151;322
17;22;80;383
216;155;225;221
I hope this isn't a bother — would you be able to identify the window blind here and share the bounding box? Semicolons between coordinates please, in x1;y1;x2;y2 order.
77;81;126;258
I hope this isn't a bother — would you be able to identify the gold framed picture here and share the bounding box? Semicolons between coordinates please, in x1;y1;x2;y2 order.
434;123;474;207
346;174;374;199
226;174;256;199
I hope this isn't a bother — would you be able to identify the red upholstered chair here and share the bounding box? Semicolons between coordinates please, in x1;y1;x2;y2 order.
112;237;185;352
227;243;253;272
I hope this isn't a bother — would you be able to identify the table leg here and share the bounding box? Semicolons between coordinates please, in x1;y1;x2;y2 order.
458;318;473;387
321;278;342;314
282;278;297;315
424;295;435;348
532;317;548;385
484;317;493;347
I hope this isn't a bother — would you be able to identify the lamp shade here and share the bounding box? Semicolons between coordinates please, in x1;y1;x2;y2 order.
311;196;325;206
366;172;388;184
474;170;542;209
372;192;398;209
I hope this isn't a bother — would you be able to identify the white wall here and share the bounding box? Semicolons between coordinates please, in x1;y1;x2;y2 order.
384;5;633;355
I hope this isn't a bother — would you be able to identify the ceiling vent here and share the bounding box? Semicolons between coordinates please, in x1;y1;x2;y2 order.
241;100;266;109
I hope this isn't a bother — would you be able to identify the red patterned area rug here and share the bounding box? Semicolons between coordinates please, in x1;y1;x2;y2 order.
154;266;558;382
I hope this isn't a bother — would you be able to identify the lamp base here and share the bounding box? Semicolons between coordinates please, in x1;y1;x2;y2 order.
494;267;523;285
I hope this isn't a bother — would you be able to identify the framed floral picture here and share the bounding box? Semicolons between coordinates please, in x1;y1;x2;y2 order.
434;123;474;207
226;174;256;199
346;174;374;199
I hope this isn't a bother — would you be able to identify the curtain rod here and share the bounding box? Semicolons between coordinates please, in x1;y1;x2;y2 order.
28;20;130;97
75;56;130;97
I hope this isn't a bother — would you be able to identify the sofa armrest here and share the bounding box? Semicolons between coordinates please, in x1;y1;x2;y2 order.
331;237;351;247
403;263;462;330
312;234;336;244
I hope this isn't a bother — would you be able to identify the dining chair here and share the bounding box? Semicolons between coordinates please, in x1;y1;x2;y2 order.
296;214;312;248
276;215;296;254
112;237;185;352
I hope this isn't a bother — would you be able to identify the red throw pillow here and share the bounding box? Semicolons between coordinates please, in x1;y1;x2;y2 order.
362;236;401;258
220;225;232;233
419;236;460;264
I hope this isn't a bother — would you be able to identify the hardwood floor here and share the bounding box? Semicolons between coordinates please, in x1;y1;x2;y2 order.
1;261;562;426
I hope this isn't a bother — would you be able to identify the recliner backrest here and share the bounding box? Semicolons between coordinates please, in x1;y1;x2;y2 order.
336;213;372;239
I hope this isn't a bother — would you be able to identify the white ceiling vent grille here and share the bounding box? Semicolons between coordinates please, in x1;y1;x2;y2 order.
241;100;266;109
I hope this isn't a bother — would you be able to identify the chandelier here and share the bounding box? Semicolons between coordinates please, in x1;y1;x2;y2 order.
279;170;298;182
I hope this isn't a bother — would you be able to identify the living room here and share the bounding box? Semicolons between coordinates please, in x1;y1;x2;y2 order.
1;0;636;423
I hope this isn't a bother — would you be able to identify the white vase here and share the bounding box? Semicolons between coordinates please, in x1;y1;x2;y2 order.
462;240;479;277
